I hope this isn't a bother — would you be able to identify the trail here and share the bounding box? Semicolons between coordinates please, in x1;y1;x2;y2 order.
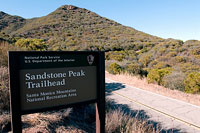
106;78;200;133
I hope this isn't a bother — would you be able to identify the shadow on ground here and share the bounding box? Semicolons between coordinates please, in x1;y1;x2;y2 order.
5;82;182;132
105;82;125;96
23;104;96;133
106;82;181;133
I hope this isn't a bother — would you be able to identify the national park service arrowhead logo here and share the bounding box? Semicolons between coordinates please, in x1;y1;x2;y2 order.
87;55;94;65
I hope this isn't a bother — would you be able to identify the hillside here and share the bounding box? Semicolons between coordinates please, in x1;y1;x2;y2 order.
0;11;26;34
0;4;200;132
1;5;163;51
0;5;200;94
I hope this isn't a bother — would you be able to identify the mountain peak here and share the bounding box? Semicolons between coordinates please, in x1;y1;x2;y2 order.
0;11;6;15
0;11;8;18
0;5;161;46
59;5;78;11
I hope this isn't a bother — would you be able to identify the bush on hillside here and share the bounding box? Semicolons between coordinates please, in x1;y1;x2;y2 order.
175;56;187;63
138;54;152;67
180;63;200;73
151;61;171;69
163;71;186;92
108;63;122;75
109;51;126;62
147;68;172;85
127;62;142;75
184;72;200;94
126;62;148;77
15;38;48;51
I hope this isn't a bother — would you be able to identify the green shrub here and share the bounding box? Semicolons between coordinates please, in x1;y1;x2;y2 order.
163;71;185;92
152;61;171;69
147;68;172;85
190;48;200;55
175;56;186;63
167;51;177;57
108;51;126;62
112;54;125;62
15;38;48;51
138;54;152;67
127;62;141;75
180;63;200;73
126;62;148;77
184;72;200;94
108;63;122;75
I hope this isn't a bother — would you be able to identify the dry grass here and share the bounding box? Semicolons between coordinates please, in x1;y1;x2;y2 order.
106;109;157;133
0;67;9;111
0;41;20;67
0;97;160;133
21;100;159;133
0;104;95;132
105;98;160;133
0;113;11;132
0;67;161;132
21;104;96;132
22;109;73;133
106;72;200;106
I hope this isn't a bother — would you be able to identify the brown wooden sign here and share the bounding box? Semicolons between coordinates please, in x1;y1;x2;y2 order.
9;51;105;133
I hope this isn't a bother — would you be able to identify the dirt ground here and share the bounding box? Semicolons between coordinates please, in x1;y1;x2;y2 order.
105;72;200;107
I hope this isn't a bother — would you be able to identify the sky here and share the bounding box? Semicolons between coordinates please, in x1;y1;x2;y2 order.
0;0;200;41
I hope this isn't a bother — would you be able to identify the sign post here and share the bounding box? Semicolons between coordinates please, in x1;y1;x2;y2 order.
9;51;105;133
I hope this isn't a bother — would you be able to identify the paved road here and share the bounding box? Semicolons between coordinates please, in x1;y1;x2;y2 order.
106;78;200;133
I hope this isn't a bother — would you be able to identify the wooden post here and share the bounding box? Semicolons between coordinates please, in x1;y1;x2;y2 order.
96;103;100;133
97;52;105;133
9;52;22;133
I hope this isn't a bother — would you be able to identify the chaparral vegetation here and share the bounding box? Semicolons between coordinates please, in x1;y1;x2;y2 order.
0;5;200;132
